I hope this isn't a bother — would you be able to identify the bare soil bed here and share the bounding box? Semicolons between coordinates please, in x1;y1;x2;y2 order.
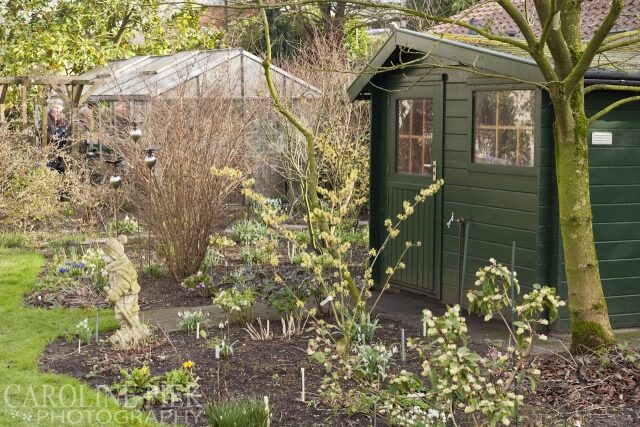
39;319;422;426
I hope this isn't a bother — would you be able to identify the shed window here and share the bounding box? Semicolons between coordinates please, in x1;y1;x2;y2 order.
473;90;535;166
396;99;433;175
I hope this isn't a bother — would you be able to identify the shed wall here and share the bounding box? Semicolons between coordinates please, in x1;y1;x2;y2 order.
371;66;543;305
545;92;640;328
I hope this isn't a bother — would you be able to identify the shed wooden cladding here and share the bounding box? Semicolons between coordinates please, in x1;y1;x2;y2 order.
351;29;640;329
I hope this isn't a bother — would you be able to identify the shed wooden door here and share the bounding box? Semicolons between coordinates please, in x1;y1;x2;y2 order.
385;85;443;297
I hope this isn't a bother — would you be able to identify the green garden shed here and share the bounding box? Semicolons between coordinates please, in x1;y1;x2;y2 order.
349;29;640;329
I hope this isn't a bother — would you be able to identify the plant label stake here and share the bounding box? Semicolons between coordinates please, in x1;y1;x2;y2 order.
215;345;220;360
301;368;306;402
422;319;426;337
400;328;406;362
373;401;377;427
196;322;200;340
78;338;81;353
95;313;99;344
264;396;270;427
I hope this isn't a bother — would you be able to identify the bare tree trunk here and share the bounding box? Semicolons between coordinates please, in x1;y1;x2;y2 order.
551;85;615;352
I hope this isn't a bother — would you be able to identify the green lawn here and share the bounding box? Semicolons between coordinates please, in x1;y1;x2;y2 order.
0;249;159;426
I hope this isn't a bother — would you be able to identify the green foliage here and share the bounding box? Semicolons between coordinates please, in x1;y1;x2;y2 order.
37;247;107;292
112;363;200;409
181;271;215;296
342;227;369;247
108;216;140;236
241;245;275;267
206;337;235;358
352;343;395;383
75;318;94;345
0;233;32;249
212;288;256;324
229;219;269;245
220;267;257;289
266;287;300;317
0;0;222;79
344;18;370;62
176;310;210;333
205;399;270;427
228;7;313;60
349;312;379;346
44;233;90;249
142;263;168;279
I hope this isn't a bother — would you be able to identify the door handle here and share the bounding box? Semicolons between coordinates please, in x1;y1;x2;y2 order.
423;160;437;182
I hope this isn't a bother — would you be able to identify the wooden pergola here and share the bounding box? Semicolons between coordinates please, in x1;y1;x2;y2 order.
0;76;105;143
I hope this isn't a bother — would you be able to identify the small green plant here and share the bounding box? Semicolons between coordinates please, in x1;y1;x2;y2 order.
75;318;93;345
241;245;274;266
228;219;269;245
251;197;282;220
142;263;167;279
0;233;31;249
45;233;89;249
181;271;215;296
177;310;210;333
353;343;395;383
219;267;256;288
201;247;223;272
112;365;161;409
37;247;107;292
349;312;379;346
112;362;200;409
338;227;369;247
205;399;270;427
163;361;200;400
266;287;299;317
206;338;235;358
82;247;108;291
108;215;140;236
212;288;256;323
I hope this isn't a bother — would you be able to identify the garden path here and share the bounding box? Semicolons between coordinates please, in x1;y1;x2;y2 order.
370;289;640;355
141;301;278;332
140;287;640;352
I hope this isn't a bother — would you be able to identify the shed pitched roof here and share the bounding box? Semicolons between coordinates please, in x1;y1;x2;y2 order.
431;0;640;39
348;28;640;101
80;49;320;101
348;29;543;101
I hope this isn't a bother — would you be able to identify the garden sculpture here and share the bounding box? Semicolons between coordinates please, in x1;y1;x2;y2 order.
102;237;151;348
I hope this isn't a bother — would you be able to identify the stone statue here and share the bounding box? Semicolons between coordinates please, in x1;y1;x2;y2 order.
102;237;151;348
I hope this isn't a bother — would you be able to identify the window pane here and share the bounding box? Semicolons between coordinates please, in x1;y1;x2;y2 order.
397;99;433;175
473;90;535;167
474;129;497;164
475;92;496;126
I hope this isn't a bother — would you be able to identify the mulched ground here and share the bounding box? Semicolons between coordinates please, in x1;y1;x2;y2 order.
39;319;422;427
38;316;640;426
138;276;211;310
524;350;640;426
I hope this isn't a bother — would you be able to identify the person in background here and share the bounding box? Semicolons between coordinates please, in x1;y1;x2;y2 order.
46;98;70;173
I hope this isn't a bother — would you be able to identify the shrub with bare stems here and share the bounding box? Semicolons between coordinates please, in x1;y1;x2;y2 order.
0;125;111;231
249;31;370;224
110;94;250;280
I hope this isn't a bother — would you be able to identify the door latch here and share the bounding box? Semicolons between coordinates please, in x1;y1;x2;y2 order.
423;160;437;183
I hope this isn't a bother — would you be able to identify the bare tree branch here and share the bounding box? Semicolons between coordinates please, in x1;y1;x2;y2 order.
564;0;624;90
584;84;640;95
598;35;640;53
588;95;640;123
496;0;558;81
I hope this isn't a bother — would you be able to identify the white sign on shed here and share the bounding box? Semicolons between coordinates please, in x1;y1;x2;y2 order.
592;131;613;145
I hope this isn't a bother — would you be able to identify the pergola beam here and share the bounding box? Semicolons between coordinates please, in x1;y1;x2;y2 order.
0;76;95;85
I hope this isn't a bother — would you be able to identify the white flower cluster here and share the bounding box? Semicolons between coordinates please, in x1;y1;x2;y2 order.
76;318;90;333
388;403;449;426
